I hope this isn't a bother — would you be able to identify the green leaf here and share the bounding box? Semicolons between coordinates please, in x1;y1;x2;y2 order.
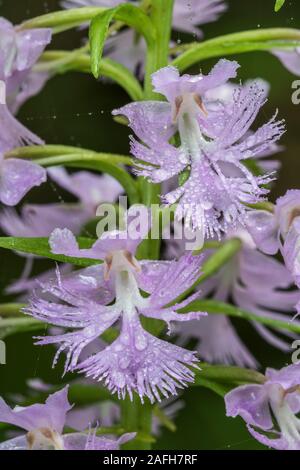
182;299;300;336
172;28;300;71
275;0;285;12
0;303;25;318
20;7;108;32
199;363;265;385
89;4;155;78
153;405;177;432
36;51;144;102
172;239;242;305
246;201;274;212
0;318;44;339
191;363;266;397
196;378;232;397
0;237;99;267
5;146;140;205
195;238;242;283
6;144;129;162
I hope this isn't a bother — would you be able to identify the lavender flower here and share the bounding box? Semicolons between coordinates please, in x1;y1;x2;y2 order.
173;0;227;37
0;203;89;239
25;207;206;402
0;154;46;206
0;17;51;117
225;363;300;450
48;167;123;211
0;87;47;207
0;18;51;80
0;385;135;450
0;168;122;295
246;191;299;255
26;378;183;436
7;71;50;115
1;168;122;238
167;227;299;367
246;190;300;284
272;48;300;76
114;61;284;242
0;18;51;205
204;78;283;173
0;17;51;113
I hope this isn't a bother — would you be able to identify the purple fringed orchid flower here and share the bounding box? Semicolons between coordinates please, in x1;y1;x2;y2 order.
0;17;51;114
0;154;46;206
272;48;300;76
7;71;50;115
25;378;183;436
0;18;51;81
114;60;284;243
168;227;300;367
246;190;300;256
173;0;227;37
0;167;123;238
0;385;135;450
246;190;300;283
0;203;88;240
0;168;122;295
25;207;206;402
0;98;47;206
0;18;51;205
48;166;123;212
225;363;300;450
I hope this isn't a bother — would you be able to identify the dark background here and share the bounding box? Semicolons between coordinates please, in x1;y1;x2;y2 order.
0;0;299;450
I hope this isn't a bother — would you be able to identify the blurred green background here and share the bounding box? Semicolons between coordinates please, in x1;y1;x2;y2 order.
0;0;299;450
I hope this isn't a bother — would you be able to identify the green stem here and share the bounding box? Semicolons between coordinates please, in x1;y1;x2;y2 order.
121;397;153;450
122;0;175;450
137;0;174;261
171;238;242;305
172;28;300;71
150;0;174;75
183;299;300;335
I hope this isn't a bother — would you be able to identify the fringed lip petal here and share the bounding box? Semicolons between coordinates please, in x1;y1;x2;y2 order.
77;325;199;404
